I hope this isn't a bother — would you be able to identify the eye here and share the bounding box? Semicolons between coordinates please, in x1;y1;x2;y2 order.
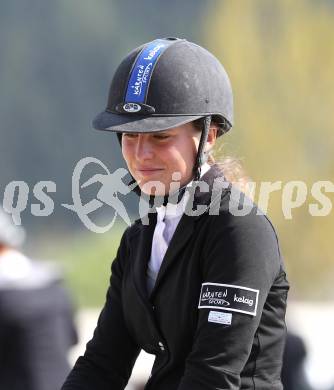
153;133;170;140
123;133;138;139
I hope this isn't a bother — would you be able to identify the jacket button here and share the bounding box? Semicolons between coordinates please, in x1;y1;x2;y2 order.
158;341;165;351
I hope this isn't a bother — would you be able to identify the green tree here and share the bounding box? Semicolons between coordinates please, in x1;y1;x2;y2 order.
204;0;334;299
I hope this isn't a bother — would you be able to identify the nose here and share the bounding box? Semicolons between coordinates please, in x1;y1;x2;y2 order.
135;134;154;161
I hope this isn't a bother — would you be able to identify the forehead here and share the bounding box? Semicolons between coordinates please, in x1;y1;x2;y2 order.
125;121;200;135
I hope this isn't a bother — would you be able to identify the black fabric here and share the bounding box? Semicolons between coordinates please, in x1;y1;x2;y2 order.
94;112;204;134
62;165;289;390
0;281;77;390
281;333;311;390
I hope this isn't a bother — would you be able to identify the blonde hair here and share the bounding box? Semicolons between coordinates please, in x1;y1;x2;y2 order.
193;118;252;195
210;155;252;195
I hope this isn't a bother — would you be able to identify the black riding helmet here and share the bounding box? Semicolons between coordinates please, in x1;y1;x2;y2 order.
93;37;233;182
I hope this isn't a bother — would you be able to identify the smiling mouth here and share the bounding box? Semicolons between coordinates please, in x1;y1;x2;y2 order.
138;168;163;171
136;167;164;176
137;168;163;173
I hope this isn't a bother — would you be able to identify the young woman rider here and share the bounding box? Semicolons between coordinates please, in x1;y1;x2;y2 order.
62;37;289;390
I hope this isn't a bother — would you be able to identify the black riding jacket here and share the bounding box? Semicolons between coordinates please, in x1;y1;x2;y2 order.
62;165;289;390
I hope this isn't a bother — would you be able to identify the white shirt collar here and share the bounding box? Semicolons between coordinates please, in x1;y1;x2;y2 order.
157;163;211;221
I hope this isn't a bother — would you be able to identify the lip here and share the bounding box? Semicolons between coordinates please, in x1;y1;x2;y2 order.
136;168;164;175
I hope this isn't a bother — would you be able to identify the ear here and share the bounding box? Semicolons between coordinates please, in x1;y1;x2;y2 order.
205;126;218;153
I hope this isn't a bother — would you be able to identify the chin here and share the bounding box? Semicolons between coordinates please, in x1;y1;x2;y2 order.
137;179;167;197
139;187;166;197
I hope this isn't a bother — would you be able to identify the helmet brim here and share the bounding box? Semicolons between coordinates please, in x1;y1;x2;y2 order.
93;110;204;133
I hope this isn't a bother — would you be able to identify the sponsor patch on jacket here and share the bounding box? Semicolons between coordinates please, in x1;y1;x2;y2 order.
208;310;232;325
198;283;259;316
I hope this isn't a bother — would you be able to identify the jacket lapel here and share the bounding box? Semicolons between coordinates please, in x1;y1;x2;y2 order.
132;213;157;302
150;213;196;299
150;164;228;299
132;164;229;301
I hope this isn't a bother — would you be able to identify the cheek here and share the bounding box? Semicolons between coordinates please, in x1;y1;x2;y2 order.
167;146;195;178
166;147;186;168
121;146;137;178
121;141;131;164
175;140;198;166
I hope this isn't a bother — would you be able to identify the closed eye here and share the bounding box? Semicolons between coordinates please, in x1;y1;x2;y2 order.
153;133;171;140
123;133;138;139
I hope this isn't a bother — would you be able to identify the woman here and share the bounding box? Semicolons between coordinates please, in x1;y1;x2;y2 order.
62;37;289;390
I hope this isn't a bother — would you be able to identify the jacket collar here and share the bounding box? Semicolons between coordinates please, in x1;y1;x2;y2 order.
190;163;227;212
131;164;229;301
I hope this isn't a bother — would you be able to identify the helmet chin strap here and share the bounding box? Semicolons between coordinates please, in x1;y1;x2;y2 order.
194;116;211;181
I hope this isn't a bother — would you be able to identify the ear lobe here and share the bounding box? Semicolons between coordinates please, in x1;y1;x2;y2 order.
203;127;217;155
207;127;218;145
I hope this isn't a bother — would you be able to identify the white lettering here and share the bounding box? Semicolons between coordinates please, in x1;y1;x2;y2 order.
3;181;29;225
234;294;253;307
282;181;307;219
143;44;164;60
185;181;209;217
139;181;166;225
31;181;56;216
309;181;334;216
257;181;282;215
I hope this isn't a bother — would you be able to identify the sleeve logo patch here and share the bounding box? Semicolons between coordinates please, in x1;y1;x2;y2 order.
208;310;232;325
198;283;259;316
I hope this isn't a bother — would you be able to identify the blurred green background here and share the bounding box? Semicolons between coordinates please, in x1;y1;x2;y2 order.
1;0;333;307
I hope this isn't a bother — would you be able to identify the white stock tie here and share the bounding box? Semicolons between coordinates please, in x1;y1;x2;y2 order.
147;205;168;293
146;162;212;294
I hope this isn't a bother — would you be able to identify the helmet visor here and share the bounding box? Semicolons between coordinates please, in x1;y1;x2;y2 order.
93;110;204;133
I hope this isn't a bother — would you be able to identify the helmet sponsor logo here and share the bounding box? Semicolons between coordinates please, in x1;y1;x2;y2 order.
142;63;153;85
123;103;142;113
143;43;165;61
132;63;153;97
125;39;173;103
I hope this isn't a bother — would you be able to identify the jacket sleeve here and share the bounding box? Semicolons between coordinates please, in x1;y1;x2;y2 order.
61;229;140;390
178;211;288;390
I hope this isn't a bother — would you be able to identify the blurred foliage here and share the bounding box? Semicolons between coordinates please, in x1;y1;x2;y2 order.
205;0;334;299
37;225;125;308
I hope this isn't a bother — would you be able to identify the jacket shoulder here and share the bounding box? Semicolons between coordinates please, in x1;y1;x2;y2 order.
212;184;280;243
202;186;284;279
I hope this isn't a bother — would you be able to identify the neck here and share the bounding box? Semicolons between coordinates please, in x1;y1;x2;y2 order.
149;163;212;208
